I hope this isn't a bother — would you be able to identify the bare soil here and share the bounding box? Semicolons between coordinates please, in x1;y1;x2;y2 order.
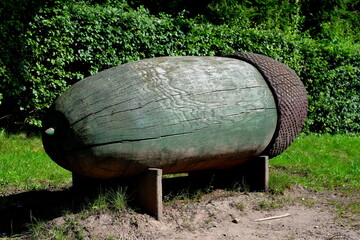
1;185;359;239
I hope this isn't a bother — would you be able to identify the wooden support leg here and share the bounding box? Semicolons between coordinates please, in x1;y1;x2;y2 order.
136;168;163;221
248;155;269;192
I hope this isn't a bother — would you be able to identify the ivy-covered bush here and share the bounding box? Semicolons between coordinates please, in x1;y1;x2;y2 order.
0;0;359;133
298;40;359;133
2;1;190;127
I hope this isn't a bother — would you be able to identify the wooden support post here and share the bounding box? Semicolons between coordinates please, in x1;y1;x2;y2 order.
249;155;269;192
233;155;269;191
136;168;163;221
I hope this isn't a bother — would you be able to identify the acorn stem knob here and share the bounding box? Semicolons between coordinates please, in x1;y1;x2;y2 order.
45;128;55;136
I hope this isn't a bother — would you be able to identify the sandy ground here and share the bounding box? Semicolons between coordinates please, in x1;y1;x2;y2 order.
48;186;359;240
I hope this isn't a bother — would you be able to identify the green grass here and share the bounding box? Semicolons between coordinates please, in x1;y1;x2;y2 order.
230;201;245;211
270;134;360;193
87;187;129;212
26;187;129;239
30;217;86;240
253;199;284;211
0;131;72;194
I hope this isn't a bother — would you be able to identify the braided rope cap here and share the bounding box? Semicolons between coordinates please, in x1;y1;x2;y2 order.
225;52;308;158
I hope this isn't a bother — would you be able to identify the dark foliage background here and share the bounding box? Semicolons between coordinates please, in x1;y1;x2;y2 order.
0;0;359;133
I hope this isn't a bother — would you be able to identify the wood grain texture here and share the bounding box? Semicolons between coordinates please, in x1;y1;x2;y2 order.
42;56;277;178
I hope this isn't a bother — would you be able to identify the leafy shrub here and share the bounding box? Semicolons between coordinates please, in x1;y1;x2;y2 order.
299;40;360;133
0;0;359;134
301;0;360;42
2;1;189;127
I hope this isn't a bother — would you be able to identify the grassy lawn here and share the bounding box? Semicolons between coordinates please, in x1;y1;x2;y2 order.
270;133;360;224
0;131;72;194
270;134;360;193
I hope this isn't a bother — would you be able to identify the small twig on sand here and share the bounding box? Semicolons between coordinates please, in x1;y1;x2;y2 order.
254;213;291;222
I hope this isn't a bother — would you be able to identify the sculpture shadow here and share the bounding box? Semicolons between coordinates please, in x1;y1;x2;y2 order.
162;173;248;202
0;188;95;237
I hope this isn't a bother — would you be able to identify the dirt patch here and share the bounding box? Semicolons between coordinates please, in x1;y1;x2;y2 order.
35;186;359;240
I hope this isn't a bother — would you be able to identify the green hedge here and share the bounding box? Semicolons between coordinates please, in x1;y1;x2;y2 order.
0;0;359;133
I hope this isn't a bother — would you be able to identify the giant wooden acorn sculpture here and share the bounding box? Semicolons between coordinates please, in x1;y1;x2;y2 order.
42;53;308;179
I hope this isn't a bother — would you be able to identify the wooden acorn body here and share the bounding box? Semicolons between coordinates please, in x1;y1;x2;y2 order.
42;53;308;179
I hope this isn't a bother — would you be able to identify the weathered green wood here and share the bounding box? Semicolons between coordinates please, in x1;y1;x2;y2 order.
43;56;277;178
